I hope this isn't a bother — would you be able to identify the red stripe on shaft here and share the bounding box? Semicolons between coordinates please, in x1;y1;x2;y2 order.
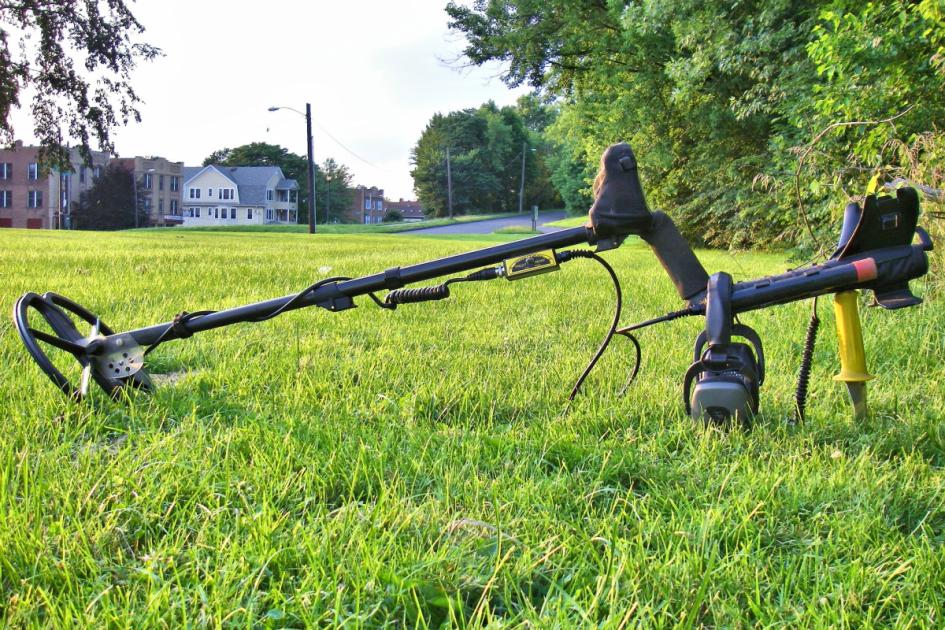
853;258;878;282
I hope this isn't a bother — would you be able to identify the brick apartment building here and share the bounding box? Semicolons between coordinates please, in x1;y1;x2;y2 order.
0;141;109;229
384;198;425;221
112;156;184;226
346;186;385;224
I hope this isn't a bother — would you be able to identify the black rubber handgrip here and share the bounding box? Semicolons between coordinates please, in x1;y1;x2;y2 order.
640;211;710;302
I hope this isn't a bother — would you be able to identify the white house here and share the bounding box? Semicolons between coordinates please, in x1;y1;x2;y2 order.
179;165;299;226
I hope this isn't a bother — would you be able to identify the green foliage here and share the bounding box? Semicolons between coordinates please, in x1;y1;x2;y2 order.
448;0;945;249
410;100;558;217
317;158;355;224
0;1;160;170
73;165;148;230
383;208;404;222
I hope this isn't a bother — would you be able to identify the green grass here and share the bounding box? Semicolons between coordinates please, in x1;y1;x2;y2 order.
165;212;519;235
1;227;943;626
492;226;541;235
544;215;587;228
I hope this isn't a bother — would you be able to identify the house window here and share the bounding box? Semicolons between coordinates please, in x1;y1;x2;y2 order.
0;190;11;207
93;166;102;178
170;176;179;192
143;172;152;189
266;208;273;221
159;174;164;190
189;188;201;199
79;167;86;183
28;163;38;180
230;208;236;219
159;198;164;213
143;197;151;210
364;197;371;210
0;163;11;180
247;208;253;220
375;200;383;211
266;189;273;201
27;190;43;208
170;199;178;214
208;188;214;198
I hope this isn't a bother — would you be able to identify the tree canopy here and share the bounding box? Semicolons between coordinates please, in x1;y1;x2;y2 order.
0;0;160;170
410;99;559;217
447;0;945;248
73;165;148;230
317;158;355;224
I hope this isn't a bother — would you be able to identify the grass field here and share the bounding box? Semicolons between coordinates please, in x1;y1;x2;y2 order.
1;227;943;626
168;212;519;235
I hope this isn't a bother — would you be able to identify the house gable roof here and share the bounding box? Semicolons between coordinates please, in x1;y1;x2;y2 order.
181;165;294;206
181;164;238;187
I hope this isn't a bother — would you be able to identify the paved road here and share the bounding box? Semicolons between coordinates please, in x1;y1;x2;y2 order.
405;211;568;235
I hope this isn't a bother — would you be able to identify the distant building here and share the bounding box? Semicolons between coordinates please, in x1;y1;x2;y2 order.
179;165;299;226
347;186;385;224
112;156;184;226
0;140;108;229
384;198;425;222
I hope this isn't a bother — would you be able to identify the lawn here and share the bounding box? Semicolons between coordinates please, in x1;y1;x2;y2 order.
165;212;519;235
1;227;943;626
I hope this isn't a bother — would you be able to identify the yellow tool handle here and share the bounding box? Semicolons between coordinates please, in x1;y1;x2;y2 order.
832;291;874;384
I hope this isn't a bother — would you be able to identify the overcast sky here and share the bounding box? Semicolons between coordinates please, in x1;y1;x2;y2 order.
91;0;527;199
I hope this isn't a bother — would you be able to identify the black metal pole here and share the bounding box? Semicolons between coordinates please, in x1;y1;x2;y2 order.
125;226;595;346
306;103;316;234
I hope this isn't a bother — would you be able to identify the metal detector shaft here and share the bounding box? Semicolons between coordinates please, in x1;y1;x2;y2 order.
126;226;597;347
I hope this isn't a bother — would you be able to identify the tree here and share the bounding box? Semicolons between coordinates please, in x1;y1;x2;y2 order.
383;208;404;222
73;165;147;230
410;101;537;216
446;0;945;248
0;1;160;170
317;158;355;223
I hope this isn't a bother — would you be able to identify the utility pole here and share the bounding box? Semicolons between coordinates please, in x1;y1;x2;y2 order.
445;146;453;219
518;141;527;215
305;102;317;234
268;104;317;232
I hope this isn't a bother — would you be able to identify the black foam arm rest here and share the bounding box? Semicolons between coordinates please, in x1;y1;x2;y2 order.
641;211;710;302
586;142;655;240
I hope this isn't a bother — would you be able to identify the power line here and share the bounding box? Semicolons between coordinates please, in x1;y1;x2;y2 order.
312;120;389;172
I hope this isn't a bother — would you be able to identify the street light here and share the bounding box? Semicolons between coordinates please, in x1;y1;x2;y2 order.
268;104;316;234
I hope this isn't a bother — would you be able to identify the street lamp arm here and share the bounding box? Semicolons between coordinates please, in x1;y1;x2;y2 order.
268;105;306;118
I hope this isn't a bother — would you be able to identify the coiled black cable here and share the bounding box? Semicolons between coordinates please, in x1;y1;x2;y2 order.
384;267;499;307
385;284;452;304
794;297;820;422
